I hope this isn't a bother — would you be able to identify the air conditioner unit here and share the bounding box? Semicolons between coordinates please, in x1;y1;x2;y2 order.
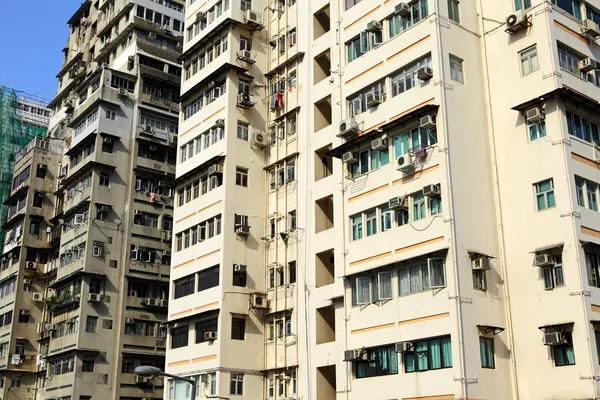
423;184;440;197
343;349;366;362
148;32;156;39
238;49;253;61
505;10;528;33
36;192;45;198
215;118;225;128
245;10;262;27
99;205;109;212
208;165;223;175
134;210;143;215
20;310;30;316
74;214;85;225
196;11;206;22
579;57;598;73
237;93;254;107
365;90;383;107
420;115;436;129
157;181;165;187
395;2;411;16
366;20;382;32
233;264;247;272
338;118;359;138
26;261;37;270
250;293;268;309
472;258;491;271
417;67;433;81
526;107;544;123
388;196;408;210
118;88;127;96
145;298;158;306
395;342;414;353
543;332;564;346
70;246;79;252
342;152;358;164
252;132;268;148
87;293;101;302
46;323;56;331
159;299;168;307
582;18;600;37
371;138;387;151
534;254;554;267
236;225;251;236
149;145;157;151
144;125;153;133
396;155;415;172
103;137;113;144
31;292;43;302
93;245;103;257
135;375;148;384
204;331;217;340
125;317;135;324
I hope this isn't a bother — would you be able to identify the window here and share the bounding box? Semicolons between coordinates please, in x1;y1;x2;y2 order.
86;316;97;332
448;0;460;22
196;318;218;343
553;331;575;366
289;211;297;230
351;214;363;241
289;29;296;46
82;358;95;372
345;0;362;10
566;110;600;145
389;0;428;37
348;147;389;178
480;337;495;369
230;373;244;395
390;55;432;97
171;325;189;349
473;270;487;291
36;164;47;178
588;182;599;211
29;220;40;235
405;336;452;372
449;55;464;83
577;178;585;207
106;107;116;120
99;173;110;186
348;81;385;117
32;193;43;208
528;119;546;141
515;0;531;10
231;317;245;340
542;254;564;290
429;195;442;215
198;265;219;291
558;46;582;76
520;46;539;76
241;0;251;11
237;121;249;141
174;275;195;299
535;179;555;211
413;193;426;220
236;167;248;187
355;344;398;378
551;0;582;19
288;261;297;284
365;210;377;237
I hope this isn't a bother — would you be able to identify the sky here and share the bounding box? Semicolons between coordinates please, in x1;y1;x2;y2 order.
0;1;77;104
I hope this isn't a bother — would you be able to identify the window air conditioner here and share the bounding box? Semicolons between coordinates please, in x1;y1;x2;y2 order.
196;11;206;22
338;118;359;138
371;137;388;151
87;293;101;303
472;258;491;271
388;196;408;210
420;115;436;129
578;57;598;73
233;264;247;272
543;332;564;346
365;90;383;107
417;67;433;81
343;349;366;362
526;107;544;123
366;20;383;32
208;165;223;175
100;205;109;212
582;18;600;37
342;152;358;164
245;10;262;27
395;3;410;16
215;118;225;128
534;254;554;267
395;342;414;353
204;331;217;340
423;184;441;197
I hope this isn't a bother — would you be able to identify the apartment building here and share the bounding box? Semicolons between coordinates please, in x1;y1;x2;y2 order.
165;0;600;399
0;1;184;399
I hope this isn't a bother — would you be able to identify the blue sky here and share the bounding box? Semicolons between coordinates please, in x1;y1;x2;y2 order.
0;1;76;104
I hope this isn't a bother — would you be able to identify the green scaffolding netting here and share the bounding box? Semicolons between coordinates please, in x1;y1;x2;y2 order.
0;87;48;253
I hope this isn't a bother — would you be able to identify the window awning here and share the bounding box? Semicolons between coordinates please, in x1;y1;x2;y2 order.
477;325;505;336
511;86;600;115
530;243;564;254
538;322;574;332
